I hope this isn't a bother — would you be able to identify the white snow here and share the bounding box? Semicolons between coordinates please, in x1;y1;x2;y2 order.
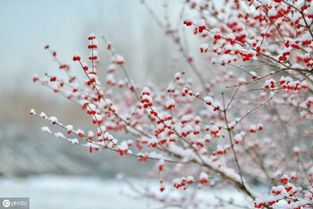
0;176;247;209
41;126;52;134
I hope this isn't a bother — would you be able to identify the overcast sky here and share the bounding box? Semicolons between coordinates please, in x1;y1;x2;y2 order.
0;0;185;93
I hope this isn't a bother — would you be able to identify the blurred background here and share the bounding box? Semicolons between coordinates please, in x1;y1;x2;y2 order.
0;0;208;208
0;0;187;177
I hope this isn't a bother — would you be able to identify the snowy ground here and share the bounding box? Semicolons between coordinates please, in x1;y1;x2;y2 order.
0;176;249;209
